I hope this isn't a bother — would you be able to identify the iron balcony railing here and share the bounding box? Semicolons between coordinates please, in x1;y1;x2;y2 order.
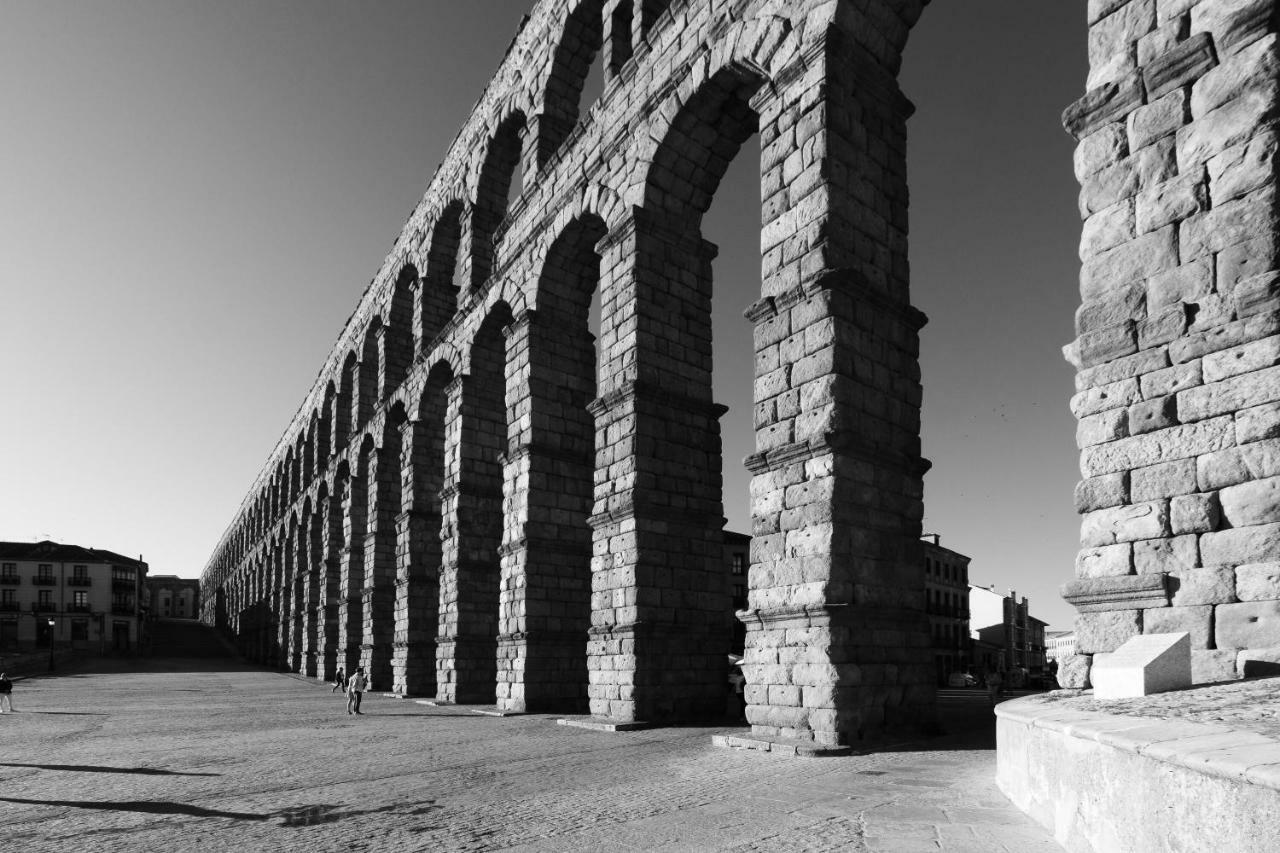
0;575;19;585
66;577;92;587
67;603;93;613
0;601;19;612
32;577;57;586
111;604;136;616
31;601;56;613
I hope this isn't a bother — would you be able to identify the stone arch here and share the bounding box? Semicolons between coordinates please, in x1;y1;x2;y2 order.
304;414;317;485
357;317;383;428
336;351;357;453
420;201;465;349
385;265;416;391
468;111;528;291
539;0;606;165
362;402;406;689
319;382;335;462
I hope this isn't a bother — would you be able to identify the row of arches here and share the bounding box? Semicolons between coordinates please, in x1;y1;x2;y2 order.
206;0;938;745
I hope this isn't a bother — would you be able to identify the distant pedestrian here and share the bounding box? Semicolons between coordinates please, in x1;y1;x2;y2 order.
331;667;346;693
0;672;12;713
346;667;367;715
986;669;1004;706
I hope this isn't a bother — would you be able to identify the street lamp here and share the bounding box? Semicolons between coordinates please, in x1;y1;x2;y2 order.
47;617;55;672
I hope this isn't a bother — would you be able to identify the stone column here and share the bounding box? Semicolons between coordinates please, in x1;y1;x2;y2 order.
436;374;503;704
587;207;731;723
393;417;442;697
301;509;321;678
1060;4;1280;685
338;471;367;677
496;310;593;713
361;445;398;692
319;486;343;680
732;27;934;748
273;541;288;669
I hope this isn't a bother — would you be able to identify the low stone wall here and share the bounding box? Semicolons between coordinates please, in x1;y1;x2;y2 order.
996;693;1280;852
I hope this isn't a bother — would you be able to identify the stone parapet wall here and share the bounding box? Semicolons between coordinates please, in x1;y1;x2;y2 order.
1063;0;1280;684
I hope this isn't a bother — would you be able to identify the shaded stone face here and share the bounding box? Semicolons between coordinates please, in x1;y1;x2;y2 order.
1065;0;1280;681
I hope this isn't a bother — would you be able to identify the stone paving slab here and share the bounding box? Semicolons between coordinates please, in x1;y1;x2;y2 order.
0;661;1060;851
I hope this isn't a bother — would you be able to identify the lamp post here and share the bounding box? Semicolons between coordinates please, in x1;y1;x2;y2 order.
47;616;55;672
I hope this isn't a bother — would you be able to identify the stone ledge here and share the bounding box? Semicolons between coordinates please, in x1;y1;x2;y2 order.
413;699;523;717
711;733;853;757
997;694;1280;790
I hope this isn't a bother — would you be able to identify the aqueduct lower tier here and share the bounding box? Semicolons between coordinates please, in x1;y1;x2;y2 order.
201;0;1280;746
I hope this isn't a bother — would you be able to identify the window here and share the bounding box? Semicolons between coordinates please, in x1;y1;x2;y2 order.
731;553;745;576
38;589;52;605
71;620;89;641
1;562;14;573
73;590;88;608
1;590;13;605
112;566;136;582
73;564;88;580
37;563;53;581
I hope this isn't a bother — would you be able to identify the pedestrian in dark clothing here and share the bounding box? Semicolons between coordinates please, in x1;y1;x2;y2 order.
346;667;367;715
331;667;346;693
0;673;13;713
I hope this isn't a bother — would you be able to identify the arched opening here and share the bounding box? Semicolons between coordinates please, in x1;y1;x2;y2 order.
304;495;322;677
336;353;357;452
470;113;527;291
397;360;453;697
357;318;382;427
421;202;464;349
541;0;605;163
319;384;335;462
386;266;416;390
319;479;342;680
304;417;316;485
287;511;302;672
340;450;367;677
446;303;512;704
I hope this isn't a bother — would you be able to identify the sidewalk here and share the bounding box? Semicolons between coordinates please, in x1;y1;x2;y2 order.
1;661;1060;852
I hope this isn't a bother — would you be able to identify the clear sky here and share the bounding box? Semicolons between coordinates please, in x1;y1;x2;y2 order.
0;2;1085;629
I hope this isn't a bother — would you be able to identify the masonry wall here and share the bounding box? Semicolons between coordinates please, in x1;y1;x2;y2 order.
1062;0;1280;686
200;0;946;746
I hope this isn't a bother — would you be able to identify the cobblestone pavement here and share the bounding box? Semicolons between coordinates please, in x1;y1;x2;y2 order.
1;661;1060;852
1036;677;1280;740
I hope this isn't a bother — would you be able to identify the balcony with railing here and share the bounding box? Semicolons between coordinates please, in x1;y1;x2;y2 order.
32;576;58;587
66;576;92;587
111;604;136;616
112;578;135;592
0;574;19;585
67;603;93;613
0;601;20;612
31;601;56;613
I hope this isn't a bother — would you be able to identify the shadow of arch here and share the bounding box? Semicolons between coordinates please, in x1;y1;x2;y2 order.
0;797;265;821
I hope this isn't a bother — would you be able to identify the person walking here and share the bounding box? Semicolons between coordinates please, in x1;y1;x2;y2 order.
346;666;367;715
331;666;346;694
0;672;13;713
986;668;1004;707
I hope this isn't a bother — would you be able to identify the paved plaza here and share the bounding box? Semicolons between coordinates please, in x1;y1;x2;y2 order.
1;659;1060;852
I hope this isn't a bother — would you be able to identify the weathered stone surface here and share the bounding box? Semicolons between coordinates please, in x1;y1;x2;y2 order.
1169;566;1236;606
1207;130;1279;206
1145;31;1214;100
1062;574;1168;613
1091;632;1191;698
1178;363;1280;423
1177;79;1280;171
1076;542;1133;579
1139;360;1201;399
1076;282;1147;334
1079;140;1175;218
1077;408;1128;449
1081;226;1177;301
1075;348;1169;393
1197;438;1280;490
1081;416;1234;476
1190;33;1278;118
1136;303;1188;350
1136;172;1206;235
1080;501;1170;547
1071;377;1142;418
1218;474;1280;527
1191;0;1277;55
1145;258;1212;308
1076;609;1143;654
1128;88;1186;152
1236;400;1280;445
1200;522;1280;566
1170;492;1220;535
1190;649;1239;682
1170;313;1280;364
1128;395;1178;435
1075;122;1129;182
1074;321;1138;369
1234;270;1280;319
1215;600;1280;649
1131;458;1197;501
1055;652;1092;689
1179;185;1280;262
1075;472;1130;512
1144;605;1212;648
1216;236;1280;296
1137;17;1183;67
1080;198;1135;259
1236;561;1280;601
1065;72;1146;139
1203;335;1280;383
1134;534;1199;574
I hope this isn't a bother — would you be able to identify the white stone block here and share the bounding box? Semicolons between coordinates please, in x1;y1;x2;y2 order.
1090;632;1192;699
